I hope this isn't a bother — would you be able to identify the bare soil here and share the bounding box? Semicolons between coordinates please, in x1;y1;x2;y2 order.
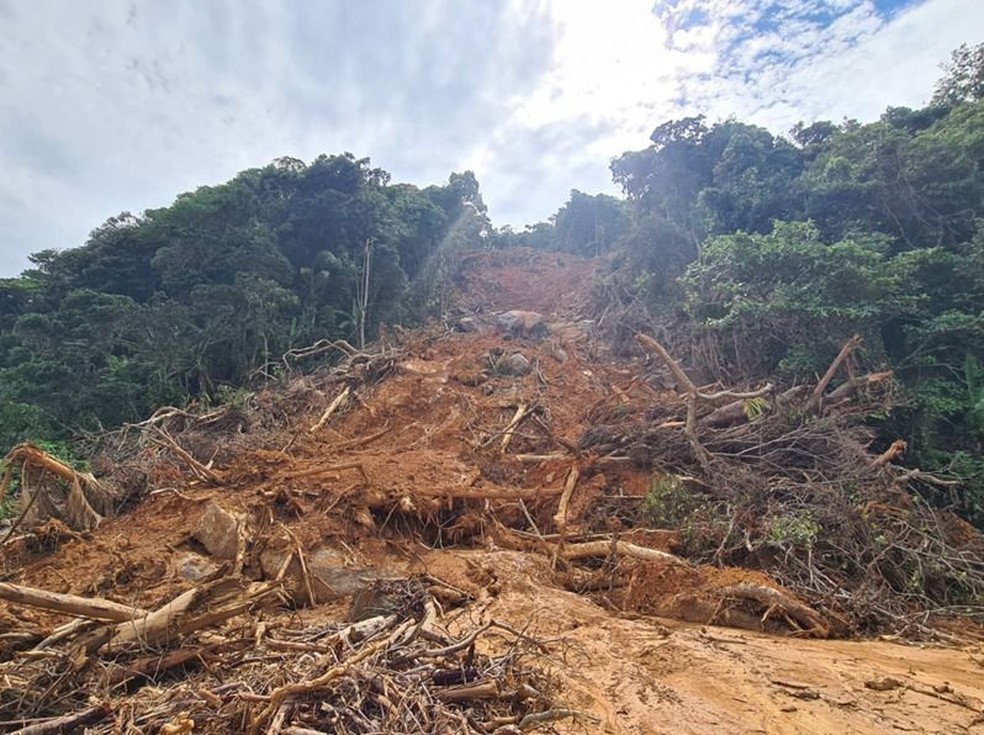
2;248;982;734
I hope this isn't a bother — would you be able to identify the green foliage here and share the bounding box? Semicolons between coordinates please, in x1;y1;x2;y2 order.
681;221;914;376
932;42;984;106
606;48;984;526
0;155;485;451
644;473;698;528
552;190;630;257
742;397;769;422
765;511;822;550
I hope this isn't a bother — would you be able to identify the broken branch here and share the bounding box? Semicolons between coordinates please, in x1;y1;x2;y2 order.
0;581;148;622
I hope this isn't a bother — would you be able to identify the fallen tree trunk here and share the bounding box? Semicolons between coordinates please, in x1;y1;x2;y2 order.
13;703;111;735
0;582;148;622
635;334;771;465
552;466;581;533
717;583;829;637
807;335;861;413
310;385;352;433
2;443;115;532
563;539;689;567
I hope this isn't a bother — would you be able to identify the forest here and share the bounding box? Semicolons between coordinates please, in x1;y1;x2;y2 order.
1;42;982;525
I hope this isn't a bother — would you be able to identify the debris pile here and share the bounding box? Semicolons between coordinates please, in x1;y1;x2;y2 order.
1;248;983;733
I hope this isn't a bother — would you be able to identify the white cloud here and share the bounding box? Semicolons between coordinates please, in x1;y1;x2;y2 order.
0;0;982;276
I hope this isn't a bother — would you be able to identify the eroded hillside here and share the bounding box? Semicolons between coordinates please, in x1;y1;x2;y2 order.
1;249;982;734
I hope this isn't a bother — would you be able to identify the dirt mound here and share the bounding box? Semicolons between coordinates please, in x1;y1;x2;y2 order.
2;248;983;734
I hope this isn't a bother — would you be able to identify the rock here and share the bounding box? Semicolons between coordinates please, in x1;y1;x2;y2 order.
259;546;378;605
496;310;547;339
174;551;222;582
193;502;241;560
455;316;478;332
348;578;427;622
548;320;592;343
496;352;532;376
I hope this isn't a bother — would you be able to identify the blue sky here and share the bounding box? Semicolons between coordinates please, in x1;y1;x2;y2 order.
0;0;981;276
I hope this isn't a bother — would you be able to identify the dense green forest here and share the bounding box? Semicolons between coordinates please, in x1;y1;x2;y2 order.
1;44;982;521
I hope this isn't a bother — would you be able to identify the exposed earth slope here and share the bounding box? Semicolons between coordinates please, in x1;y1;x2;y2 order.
1;249;982;734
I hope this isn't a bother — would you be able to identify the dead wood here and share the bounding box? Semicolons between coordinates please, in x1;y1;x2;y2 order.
12;703;111;735
635;333;771;466
552;466;581;533
151;428;224;484
282;338;364;367
2;443;114;532
0;582;148;622
716;583;829;637
435;680;500;701
807;334;862;413
249;618;414;734
335;425;390;451
703;398;750;428
499;402;531;453
635;333;697;393
824;370;894;407
105;586;202;650
281;461;367;482
309;385;352;433
563;539;689;566
873;439;907;467
101;579;272;652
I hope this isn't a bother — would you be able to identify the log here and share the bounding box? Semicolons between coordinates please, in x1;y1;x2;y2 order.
107;586;202;649
807;334;862;412
704;399;748;428
635;334;697;393
824;370;894;406
13;703;111;735
500;403;530;453
873;439;907;467
552;467;580;533
436;680;500;702
310;385;352;433
0;581;148;622
717;583;829;637
562;540;688;566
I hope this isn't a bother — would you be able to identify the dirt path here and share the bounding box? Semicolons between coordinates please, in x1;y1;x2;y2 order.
425;550;984;734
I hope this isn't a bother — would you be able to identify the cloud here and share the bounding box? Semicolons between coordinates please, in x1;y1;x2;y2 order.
0;0;982;276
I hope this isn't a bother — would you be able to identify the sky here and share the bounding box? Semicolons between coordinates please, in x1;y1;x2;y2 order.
1;0;982;277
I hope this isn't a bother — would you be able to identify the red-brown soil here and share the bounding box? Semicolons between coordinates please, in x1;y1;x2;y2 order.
2;248;982;734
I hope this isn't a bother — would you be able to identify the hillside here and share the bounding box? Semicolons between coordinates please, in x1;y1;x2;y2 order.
1;249;983;734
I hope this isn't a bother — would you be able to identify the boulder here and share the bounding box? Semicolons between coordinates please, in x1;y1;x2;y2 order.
193;502;241;560
455;316;478;333
173;551;222;582
496;352;532;376
496;310;547;338
259;546;378;606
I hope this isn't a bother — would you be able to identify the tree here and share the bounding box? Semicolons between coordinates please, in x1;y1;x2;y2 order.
932;42;984;107
681;221;913;378
552;190;629;256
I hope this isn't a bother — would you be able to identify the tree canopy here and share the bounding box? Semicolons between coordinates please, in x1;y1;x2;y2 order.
2;46;983;524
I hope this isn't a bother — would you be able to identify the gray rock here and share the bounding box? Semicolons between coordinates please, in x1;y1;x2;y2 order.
259;546;378;605
497;352;532;376
456;316;478;332
193;502;241;560
496;310;547;338
174;551;222;581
